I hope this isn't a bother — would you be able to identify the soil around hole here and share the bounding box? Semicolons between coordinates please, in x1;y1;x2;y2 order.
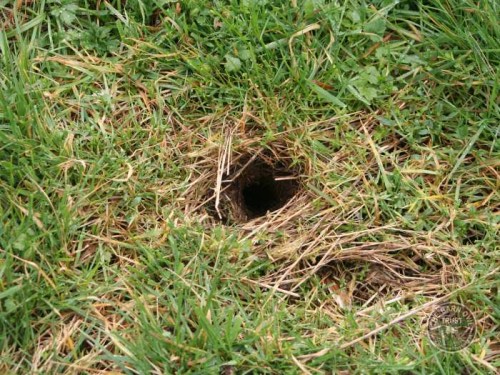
209;154;301;223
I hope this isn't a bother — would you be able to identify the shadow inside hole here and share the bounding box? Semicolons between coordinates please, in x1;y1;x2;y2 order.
207;155;300;223
241;167;297;218
243;179;276;216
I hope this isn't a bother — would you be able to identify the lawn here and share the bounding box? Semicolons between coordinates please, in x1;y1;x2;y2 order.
0;0;499;373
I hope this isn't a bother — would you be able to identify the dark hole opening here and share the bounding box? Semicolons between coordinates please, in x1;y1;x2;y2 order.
209;155;301;223
238;160;299;220
243;172;283;217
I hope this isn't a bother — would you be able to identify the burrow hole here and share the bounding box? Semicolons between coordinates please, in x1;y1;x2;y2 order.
211;154;301;223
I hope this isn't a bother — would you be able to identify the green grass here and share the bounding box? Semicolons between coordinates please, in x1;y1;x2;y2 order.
0;0;499;373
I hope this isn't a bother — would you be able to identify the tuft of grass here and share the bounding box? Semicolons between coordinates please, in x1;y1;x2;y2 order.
1;0;499;373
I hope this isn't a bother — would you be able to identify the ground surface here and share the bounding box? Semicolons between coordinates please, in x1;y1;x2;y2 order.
0;0;499;373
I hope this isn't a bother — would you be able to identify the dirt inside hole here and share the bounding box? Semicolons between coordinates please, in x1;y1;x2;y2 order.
209;155;301;223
